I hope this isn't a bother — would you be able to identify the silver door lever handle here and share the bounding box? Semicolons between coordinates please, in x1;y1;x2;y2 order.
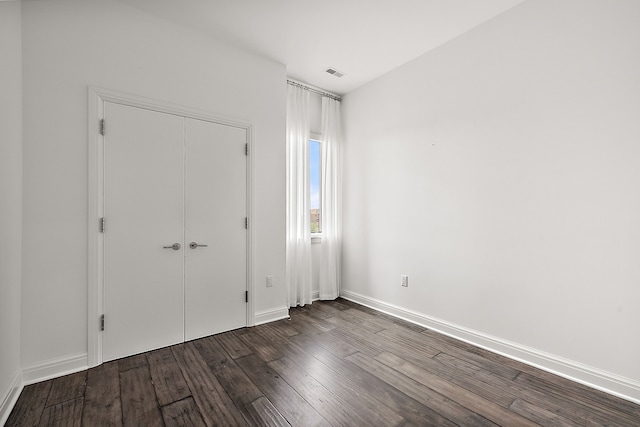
189;242;208;249
163;243;181;250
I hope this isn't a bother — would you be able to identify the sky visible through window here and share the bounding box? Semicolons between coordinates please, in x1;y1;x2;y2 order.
310;139;321;233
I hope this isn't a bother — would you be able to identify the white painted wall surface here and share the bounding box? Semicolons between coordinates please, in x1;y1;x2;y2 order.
21;0;286;371
342;0;640;400
0;1;24;422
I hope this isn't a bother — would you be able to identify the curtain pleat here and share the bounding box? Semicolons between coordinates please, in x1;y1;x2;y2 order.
319;97;342;300
286;85;313;307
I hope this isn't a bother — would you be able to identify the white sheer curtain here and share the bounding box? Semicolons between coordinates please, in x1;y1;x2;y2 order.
319;97;342;300
286;84;313;307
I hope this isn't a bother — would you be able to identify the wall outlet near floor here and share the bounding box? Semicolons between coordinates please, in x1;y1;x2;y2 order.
266;275;273;287
401;275;409;287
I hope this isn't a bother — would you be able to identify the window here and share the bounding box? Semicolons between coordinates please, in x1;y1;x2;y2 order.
310;138;321;234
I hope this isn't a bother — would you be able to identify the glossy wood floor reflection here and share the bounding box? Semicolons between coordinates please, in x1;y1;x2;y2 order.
7;299;640;426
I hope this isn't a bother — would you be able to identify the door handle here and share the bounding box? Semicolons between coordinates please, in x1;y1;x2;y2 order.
163;243;181;250
189;242;208;249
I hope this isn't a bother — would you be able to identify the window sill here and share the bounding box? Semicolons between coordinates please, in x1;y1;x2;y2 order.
311;235;322;244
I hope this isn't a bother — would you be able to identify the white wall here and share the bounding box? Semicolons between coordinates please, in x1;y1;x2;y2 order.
21;0;286;372
0;1;24;422
342;0;640;401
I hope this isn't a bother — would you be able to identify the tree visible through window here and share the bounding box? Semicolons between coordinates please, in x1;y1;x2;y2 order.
310;139;321;233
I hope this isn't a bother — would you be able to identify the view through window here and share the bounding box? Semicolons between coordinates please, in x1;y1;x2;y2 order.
310;139;321;233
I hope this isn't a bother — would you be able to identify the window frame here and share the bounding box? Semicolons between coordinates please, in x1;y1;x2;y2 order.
309;132;322;240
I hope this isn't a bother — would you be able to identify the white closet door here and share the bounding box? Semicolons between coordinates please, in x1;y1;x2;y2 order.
103;102;185;362
185;118;247;341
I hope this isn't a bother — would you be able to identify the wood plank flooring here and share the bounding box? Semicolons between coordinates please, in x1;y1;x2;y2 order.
7;299;639;426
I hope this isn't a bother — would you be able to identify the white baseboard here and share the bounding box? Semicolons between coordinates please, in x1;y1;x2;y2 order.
0;369;23;426
21;353;88;386
254;306;290;326
340;289;640;405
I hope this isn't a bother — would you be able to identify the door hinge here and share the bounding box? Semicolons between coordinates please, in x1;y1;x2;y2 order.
100;314;105;331
245;217;248;229
245;291;248;303
100;119;105;136
99;217;105;233
245;143;248;156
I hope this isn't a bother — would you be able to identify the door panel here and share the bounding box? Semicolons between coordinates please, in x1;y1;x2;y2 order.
185;118;247;340
103;102;185;361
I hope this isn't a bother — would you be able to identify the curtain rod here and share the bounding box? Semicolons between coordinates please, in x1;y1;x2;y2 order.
287;79;342;102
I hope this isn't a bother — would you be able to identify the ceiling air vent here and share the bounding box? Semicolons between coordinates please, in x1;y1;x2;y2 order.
325;68;345;78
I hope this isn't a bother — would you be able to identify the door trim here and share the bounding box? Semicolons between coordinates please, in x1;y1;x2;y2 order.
87;86;255;367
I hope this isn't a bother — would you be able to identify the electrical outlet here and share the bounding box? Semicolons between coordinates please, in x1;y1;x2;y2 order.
401;275;409;287
266;275;273;287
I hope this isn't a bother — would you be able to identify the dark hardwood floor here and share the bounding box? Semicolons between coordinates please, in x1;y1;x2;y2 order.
7;299;639;426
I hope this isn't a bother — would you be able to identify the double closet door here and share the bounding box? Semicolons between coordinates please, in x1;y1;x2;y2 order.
103;102;247;362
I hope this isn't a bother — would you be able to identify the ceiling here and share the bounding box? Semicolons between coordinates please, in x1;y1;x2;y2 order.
117;0;525;95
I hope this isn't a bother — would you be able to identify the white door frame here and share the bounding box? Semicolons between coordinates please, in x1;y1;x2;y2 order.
87;86;255;368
